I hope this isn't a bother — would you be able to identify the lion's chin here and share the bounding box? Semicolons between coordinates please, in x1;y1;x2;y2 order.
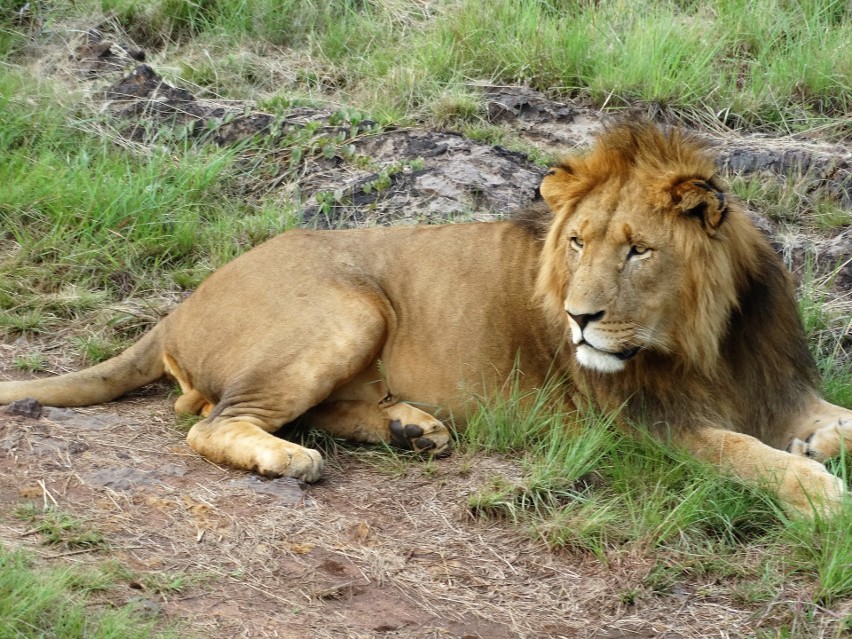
575;344;638;373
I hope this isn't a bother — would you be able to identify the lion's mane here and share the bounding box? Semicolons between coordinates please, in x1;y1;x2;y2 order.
534;123;817;443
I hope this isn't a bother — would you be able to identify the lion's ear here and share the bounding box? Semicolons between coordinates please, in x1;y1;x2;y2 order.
540;164;577;212
671;177;728;234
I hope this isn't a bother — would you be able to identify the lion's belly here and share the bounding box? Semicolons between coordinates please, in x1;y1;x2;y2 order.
318;306;557;424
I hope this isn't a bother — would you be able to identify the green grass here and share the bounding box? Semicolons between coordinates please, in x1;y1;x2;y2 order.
0;72;236;287
462;387;779;551
0;545;181;638
13;353;47;373
730;175;851;228
798;264;852;408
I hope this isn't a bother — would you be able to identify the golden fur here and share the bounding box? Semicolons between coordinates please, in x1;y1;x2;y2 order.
1;122;849;516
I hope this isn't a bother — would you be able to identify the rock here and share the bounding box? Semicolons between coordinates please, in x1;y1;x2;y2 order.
84;464;185;491
85;466;155;491
42;407;123;431
233;475;314;507
67;440;90;455
106;64;194;102
3;397;43;419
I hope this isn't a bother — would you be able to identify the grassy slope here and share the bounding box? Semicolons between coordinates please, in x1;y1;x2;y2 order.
1;0;851;636
97;0;850;133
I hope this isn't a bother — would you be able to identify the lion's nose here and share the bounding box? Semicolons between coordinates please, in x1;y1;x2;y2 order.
566;310;605;329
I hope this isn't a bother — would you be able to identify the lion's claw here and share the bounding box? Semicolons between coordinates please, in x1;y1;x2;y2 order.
414;436;436;451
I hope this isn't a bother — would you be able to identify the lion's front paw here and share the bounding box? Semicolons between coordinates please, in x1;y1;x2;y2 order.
388;419;451;456
779;457;846;518
786;436;813;458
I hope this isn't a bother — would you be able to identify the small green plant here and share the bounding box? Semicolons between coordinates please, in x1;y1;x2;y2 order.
139;570;209;594
172;412;199;434
258;94;323;113
15;504;107;550
0;309;52;335
813;203;851;230
13;353;47;373
468;476;521;520
75;334;125;364
314;190;343;216
360;159;425;196
429;92;484;126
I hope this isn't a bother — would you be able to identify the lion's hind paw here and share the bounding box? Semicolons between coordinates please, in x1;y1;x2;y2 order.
389;419;450;455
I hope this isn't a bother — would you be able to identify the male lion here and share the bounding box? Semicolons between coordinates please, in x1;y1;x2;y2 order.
2;122;850;516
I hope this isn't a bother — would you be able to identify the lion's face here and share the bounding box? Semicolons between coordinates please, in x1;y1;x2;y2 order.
537;126;740;375
556;182;686;373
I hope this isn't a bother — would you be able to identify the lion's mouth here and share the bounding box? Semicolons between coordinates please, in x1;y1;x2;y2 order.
578;341;640;362
612;346;640;361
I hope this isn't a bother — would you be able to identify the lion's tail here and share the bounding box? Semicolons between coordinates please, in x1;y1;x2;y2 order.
0;323;166;407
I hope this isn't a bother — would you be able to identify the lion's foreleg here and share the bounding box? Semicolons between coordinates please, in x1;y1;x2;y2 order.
673;426;845;517
785;397;852;463
305;399;451;455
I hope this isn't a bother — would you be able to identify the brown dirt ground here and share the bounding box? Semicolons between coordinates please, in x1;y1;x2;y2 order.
3;337;845;639
0;378;780;639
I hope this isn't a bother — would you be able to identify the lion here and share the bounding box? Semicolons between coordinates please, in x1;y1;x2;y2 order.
1;122;850;516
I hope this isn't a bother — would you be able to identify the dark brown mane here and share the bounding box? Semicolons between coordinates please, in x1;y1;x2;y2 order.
511;200;552;240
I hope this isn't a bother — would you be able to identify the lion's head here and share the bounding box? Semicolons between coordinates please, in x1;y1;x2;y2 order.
537;122;766;376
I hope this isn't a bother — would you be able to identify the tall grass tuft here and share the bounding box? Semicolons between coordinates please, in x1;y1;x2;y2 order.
462;380;783;558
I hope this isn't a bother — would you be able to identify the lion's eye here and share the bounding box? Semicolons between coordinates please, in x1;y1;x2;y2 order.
628;244;650;259
570;237;584;251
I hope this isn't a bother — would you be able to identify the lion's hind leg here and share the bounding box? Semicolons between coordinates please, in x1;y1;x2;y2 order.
187;413;323;481
786;397;852;463
306;398;451;455
181;293;391;481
